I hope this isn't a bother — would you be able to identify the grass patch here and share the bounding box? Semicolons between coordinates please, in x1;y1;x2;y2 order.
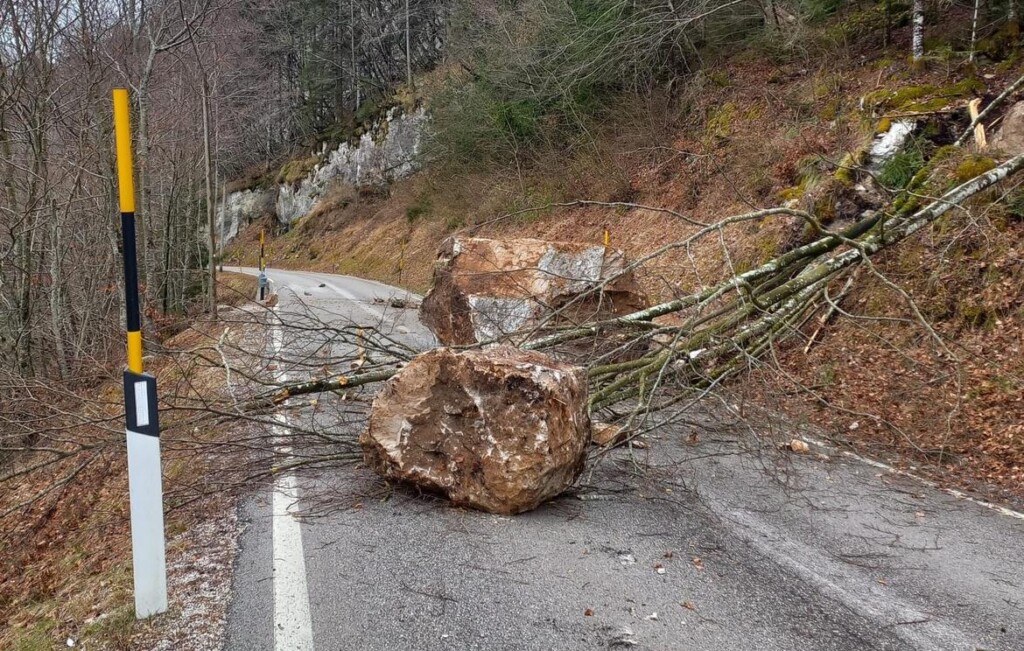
80;605;136;649
406;197;432;223
9;616;58;651
878;138;926;189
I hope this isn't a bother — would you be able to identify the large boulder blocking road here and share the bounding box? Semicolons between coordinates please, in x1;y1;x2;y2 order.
359;346;590;515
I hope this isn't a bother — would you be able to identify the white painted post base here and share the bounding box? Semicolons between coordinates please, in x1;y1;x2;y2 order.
126;429;168;617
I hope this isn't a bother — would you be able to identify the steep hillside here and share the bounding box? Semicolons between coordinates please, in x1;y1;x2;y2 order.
223;8;1024;502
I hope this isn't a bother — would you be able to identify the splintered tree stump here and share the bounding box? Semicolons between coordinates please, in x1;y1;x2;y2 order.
359;346;590;515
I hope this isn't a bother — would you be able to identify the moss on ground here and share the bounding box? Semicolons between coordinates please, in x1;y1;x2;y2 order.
863;78;986;114
834;149;867;187
705;102;737;141
953;156;997;183
277;156;320;186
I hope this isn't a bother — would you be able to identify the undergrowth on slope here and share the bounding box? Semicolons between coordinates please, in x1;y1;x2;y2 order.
428;0;766;170
878;136;926;189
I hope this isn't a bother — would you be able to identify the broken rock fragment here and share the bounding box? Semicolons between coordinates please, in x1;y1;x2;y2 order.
591;422;626;448
360;346;590;514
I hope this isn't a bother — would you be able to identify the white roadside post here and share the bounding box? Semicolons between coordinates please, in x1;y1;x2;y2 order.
113;88;168;618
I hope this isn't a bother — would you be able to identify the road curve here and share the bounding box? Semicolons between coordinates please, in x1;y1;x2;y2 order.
222;267;1024;651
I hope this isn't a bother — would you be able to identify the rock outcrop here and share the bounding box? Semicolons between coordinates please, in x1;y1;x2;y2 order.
991;101;1024;154
360;346;590;515
420;237;648;350
276;106;428;225
214;188;275;247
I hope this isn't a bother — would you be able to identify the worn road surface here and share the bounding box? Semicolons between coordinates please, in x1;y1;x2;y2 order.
223;266;1023;651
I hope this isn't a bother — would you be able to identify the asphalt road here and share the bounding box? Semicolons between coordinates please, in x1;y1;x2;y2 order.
223;266;1024;651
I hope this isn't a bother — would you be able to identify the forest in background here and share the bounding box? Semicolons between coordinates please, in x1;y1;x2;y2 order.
0;0;447;384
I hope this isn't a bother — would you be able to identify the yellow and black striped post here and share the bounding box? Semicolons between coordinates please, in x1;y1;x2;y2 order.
113;88;168;619
259;228;266;271
258;228;267;301
115;90;143;375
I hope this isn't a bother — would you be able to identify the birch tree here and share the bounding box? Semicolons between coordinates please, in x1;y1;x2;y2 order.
912;0;925;61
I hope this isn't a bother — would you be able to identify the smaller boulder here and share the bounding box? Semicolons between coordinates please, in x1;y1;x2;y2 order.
991;101;1024;154
360;346;590;514
420;237;648;347
592;422;626;447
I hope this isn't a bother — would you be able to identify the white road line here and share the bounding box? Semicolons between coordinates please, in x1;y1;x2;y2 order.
319;279;389;322
270;318;315;650
800;434;1024;521
232;265;417;324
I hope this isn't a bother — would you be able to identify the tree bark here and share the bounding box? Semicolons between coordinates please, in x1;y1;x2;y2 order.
136;51;157;310
405;0;413;89
969;0;980;63
49;199;69;380
201;82;217;315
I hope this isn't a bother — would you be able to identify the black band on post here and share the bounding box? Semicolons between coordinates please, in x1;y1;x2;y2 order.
121;212;141;333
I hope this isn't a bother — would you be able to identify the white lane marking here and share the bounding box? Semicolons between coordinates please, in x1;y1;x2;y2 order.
271;315;283;353
318;280;388;322
272;416;314;651
270;317;315;650
726;508;970;649
800;435;1024;521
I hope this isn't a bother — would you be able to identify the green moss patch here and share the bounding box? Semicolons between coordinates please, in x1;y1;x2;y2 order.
277;156;320;186
863;78;986;114
953;156;997;183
